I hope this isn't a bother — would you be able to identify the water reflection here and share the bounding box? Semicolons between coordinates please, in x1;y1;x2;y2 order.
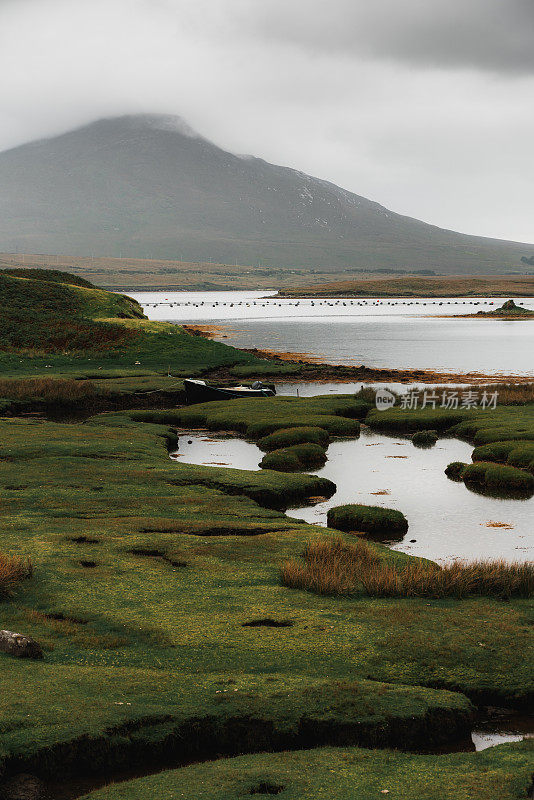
171;429;533;564
292;428;533;564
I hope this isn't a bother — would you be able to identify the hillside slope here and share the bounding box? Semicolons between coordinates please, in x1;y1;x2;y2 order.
0;269;260;377
0;114;532;274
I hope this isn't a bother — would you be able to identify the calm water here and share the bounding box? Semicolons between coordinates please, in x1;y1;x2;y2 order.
132;290;534;375
171;430;533;565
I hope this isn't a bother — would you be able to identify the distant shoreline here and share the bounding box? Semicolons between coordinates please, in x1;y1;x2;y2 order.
275;276;534;299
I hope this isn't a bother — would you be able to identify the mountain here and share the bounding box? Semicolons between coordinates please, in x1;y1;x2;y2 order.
0;113;532;274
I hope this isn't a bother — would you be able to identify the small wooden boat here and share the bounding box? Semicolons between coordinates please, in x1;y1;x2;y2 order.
184;379;276;404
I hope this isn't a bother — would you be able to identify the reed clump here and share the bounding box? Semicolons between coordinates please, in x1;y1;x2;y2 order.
0;378;103;402
281;537;381;596
281;537;534;599
0;552;33;599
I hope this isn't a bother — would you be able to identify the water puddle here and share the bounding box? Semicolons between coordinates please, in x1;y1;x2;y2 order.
472;712;534;751
292;427;533;564
170;433;261;471
171;429;533;564
276;381;473;396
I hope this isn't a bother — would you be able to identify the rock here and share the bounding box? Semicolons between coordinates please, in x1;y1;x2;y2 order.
0;630;43;660
500;299;518;310
0;774;50;800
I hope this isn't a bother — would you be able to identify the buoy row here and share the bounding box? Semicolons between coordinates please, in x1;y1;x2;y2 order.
141;298;502;309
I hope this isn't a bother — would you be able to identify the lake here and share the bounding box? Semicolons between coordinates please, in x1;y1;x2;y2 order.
132;291;534;375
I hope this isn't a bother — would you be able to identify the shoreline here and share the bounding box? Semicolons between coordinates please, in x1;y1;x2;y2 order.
185;325;534;385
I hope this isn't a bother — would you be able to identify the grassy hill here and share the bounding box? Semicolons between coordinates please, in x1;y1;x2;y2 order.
0;269;262;380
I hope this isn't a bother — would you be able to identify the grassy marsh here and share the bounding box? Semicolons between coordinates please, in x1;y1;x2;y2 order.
0;270;533;798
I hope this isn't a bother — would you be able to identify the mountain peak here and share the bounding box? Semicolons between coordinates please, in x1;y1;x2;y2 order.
77;113;205;141
0;114;531;272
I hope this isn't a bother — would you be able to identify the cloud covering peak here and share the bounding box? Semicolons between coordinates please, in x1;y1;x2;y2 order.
0;0;532;242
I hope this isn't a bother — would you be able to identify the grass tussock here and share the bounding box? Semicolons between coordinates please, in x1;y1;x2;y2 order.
462;461;534;494
281;537;381;596
0;552;33;599
326;504;408;537
260;443;327;472
0;378;103;402
258;426;330;452
281;537;534;599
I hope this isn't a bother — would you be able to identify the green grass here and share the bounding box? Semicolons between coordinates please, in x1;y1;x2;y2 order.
258;427;330;452
0;267;94;287
0;409;530;788
445;461;467;480
462;462;534;494
78;741;534;800
0;270;270;381
0;414;531;711
0;669;473;780
412;429;438;447
0;271;532;793
260;443;328;472
133;396;367;440
327;504;409;538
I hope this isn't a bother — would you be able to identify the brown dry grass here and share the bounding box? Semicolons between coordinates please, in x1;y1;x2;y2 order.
475;383;534;405
0;378;103;402
278;276;534;298
281;537;534;599
407;383;534;406
0;553;32;598
281;537;380;596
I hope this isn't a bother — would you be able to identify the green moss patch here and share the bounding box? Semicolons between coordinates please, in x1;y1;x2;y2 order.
260;443;327;472
132;395;366;441
445;462;467;481
462;462;534;495
258;427;330;452
472;441;534;473
412;430;438;447
0;668;473;783
327;504;409;538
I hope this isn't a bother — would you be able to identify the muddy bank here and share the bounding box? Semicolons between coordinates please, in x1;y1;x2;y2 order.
203;351;534;386
0;703;474;800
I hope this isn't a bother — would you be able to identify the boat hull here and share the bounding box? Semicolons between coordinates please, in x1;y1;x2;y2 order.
184;380;275;404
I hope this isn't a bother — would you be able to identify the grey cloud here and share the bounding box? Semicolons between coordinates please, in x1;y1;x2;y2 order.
0;0;532;242
245;0;534;74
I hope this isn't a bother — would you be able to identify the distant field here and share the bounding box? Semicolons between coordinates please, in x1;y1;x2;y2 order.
278;276;534;298
0;252;457;292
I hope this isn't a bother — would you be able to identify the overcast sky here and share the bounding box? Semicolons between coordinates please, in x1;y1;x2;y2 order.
1;0;533;242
